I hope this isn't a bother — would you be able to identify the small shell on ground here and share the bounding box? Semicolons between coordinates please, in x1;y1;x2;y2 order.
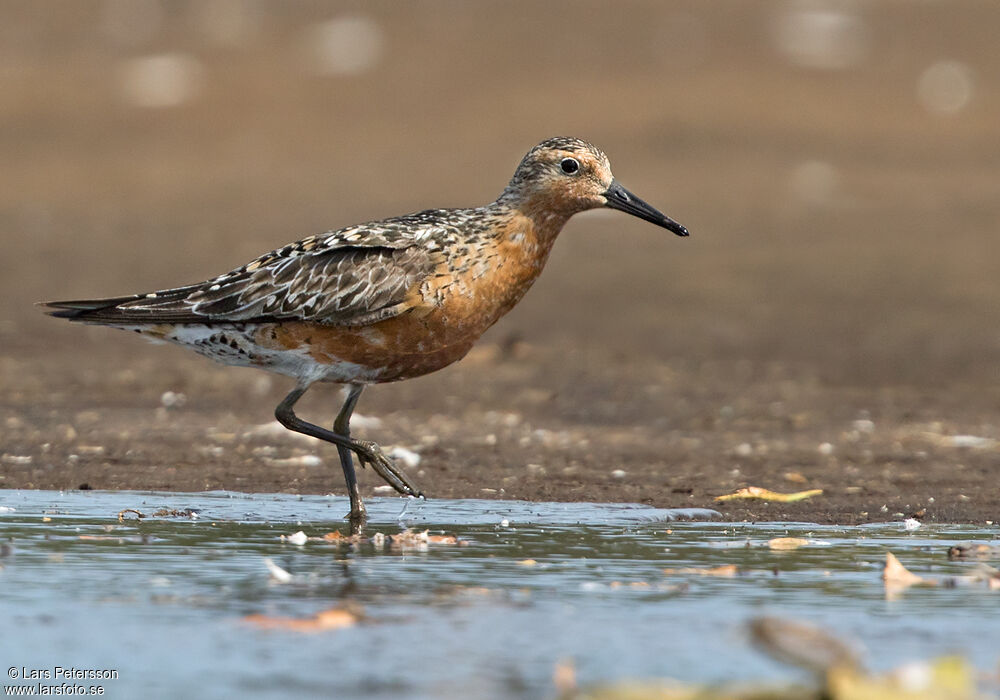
242;421;317;444
282;531;308;546
263;557;293;583
388;446;421;468
264;455;322;468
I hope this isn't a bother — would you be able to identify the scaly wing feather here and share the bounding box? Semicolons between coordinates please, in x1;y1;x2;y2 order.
42;224;440;327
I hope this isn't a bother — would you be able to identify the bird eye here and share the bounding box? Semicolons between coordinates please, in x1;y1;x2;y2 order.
560;157;580;175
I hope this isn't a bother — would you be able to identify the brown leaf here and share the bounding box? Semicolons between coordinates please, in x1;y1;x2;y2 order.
242;605;361;633
750;616;860;673
322;531;363;544
883;551;931;590
427;534;459;544
553;658;576;695
388;529;462;549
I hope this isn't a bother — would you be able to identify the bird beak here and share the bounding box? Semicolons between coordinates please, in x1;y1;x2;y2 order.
602;180;689;237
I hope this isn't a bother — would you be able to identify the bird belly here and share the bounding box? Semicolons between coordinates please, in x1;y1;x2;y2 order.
251;317;479;383
121;322;382;384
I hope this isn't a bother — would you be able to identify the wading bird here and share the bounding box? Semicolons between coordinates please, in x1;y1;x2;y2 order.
43;137;688;526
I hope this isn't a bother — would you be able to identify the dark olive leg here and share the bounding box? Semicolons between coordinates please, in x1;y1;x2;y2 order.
274;383;422;525
332;384;365;522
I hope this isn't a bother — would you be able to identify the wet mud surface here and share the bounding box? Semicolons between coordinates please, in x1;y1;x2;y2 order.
3;343;998;525
1;2;999;526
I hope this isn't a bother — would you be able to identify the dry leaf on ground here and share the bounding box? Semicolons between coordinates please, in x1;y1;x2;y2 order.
553;658;576;695
242;605;361;633
885;552;1000;594
663;564;740;577
750;616;860;674
883;551;930;591
322;531;365;544
387;529;463;549
117;508;144;522
715;487;823;502
827;655;978;700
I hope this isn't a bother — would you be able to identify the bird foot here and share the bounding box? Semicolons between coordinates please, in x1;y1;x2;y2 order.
352;439;423;498
346;506;367;534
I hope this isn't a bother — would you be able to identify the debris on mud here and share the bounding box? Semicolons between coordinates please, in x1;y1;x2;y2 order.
559;616;986;700
750;616;860;675
948;543;1000;560
116;506;199;521
662;564;740;577
241;604;363;633
884;551;1000;594
279;528;464;550
281;530;308;545
149;507;200;518
716;487;823;503
262;557;293;583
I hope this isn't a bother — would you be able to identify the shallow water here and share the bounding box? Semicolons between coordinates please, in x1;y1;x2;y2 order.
0;490;997;699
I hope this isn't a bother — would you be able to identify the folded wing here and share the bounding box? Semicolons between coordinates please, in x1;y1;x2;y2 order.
43;234;436;327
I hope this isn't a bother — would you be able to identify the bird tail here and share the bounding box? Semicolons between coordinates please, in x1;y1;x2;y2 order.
39;295;146;321
39;283;202;324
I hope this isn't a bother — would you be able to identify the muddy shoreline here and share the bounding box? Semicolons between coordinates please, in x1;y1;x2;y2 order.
3;341;997;526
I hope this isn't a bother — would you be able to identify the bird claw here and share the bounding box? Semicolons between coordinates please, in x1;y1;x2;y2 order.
354;440;421;497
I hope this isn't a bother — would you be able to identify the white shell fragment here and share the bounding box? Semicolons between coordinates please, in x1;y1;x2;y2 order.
263;557;293;583
283;531;308;546
388;446;421;469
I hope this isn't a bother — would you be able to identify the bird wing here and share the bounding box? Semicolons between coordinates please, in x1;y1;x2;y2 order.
43;225;441;327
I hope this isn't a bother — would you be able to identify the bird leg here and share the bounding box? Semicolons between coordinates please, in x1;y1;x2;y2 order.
332;384;365;524
274;383;422;527
332;385;423;501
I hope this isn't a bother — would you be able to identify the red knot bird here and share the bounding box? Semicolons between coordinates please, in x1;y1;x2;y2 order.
42;137;688;525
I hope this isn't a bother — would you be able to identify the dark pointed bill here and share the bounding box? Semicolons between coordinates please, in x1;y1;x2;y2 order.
602;180;689;237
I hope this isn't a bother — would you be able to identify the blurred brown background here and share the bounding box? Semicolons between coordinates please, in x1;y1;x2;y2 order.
1;1;998;520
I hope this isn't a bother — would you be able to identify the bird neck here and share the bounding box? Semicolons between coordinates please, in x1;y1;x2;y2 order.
490;191;575;247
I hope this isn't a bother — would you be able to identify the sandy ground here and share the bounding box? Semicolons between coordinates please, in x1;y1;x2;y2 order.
1;1;998;524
